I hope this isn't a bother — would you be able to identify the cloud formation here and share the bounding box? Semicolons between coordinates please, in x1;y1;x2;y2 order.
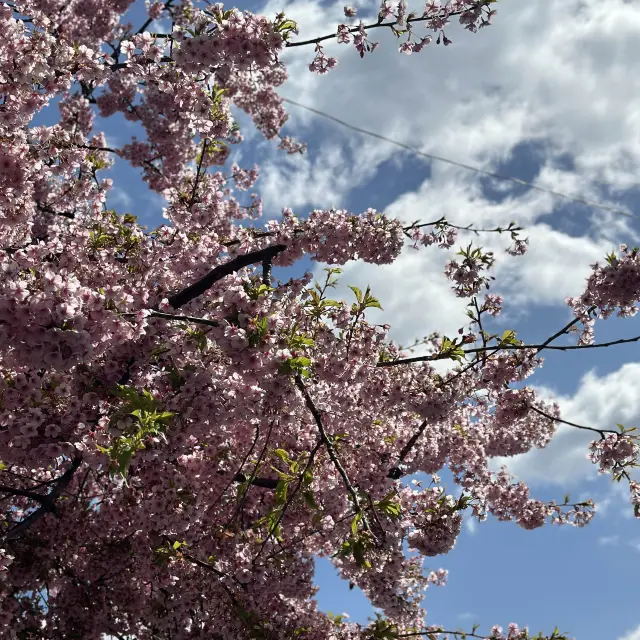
618;624;640;640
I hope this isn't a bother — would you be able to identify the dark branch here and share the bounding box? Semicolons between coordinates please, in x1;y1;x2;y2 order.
233;473;278;489
122;310;219;328
3;455;82;541
377;332;640;367
528;404;618;437
403;217;523;237
262;256;273;286
0;486;54;504
167;244;287;309
387;419;428;479
136;0;176;35
384;306;601;474
294;376;369;530
284;2;489;48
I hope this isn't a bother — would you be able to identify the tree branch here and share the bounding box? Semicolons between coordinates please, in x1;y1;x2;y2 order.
167;244;287;309
403;217;523;237
122;310;219;328
284;2;489;48
232;473;279;489
378;331;640;367
384;307;600;476
294;376;369;526
262;256;273;286
387;419;428;479
0;486;54;504
528;404;618;437
3;455;82;541
136;0;176;35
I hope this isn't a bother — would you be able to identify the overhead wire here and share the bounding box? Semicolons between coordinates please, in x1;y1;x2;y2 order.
282;96;640;222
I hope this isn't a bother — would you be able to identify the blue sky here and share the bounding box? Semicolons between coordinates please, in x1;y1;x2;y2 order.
35;0;640;638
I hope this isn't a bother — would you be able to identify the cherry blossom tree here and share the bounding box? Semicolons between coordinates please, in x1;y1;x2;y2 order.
0;1;638;639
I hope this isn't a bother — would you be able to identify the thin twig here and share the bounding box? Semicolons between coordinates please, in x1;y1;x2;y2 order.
378;330;639;367
528;404;617;437
136;0;176;35
252;439;324;565
294;377;361;509
284;2;489;48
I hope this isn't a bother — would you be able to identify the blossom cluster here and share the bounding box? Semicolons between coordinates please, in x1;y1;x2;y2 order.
568;244;640;344
588;432;640;475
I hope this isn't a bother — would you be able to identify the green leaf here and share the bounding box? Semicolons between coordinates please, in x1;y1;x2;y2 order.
302;490;319;510
275;479;289;505
453;423;469;439
364;297;383;310
349;285;363;304
274;448;290;463
499;329;520;346
351;512;362;536
352;539;370;568
377;500;401;518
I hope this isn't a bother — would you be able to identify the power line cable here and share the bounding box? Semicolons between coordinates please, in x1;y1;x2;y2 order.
282;96;640;221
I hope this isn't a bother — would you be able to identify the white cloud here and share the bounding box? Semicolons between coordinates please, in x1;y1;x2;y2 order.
618;624;640;640
594;496;612;516
108;185;133;209
273;0;640;198
629;540;640;553
465;517;477;536
326;245;470;348
250;0;640;326
258;140;378;214
458;611;477;621
306;171;619;352
597;534;619;546
492;222;608;308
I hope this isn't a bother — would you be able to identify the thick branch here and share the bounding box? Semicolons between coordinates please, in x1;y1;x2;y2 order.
122;310;219;328
3;455;82;541
0;486;54;504
387;419;428;479
262;256;273;286
167;244;287;309
233;473;278;489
